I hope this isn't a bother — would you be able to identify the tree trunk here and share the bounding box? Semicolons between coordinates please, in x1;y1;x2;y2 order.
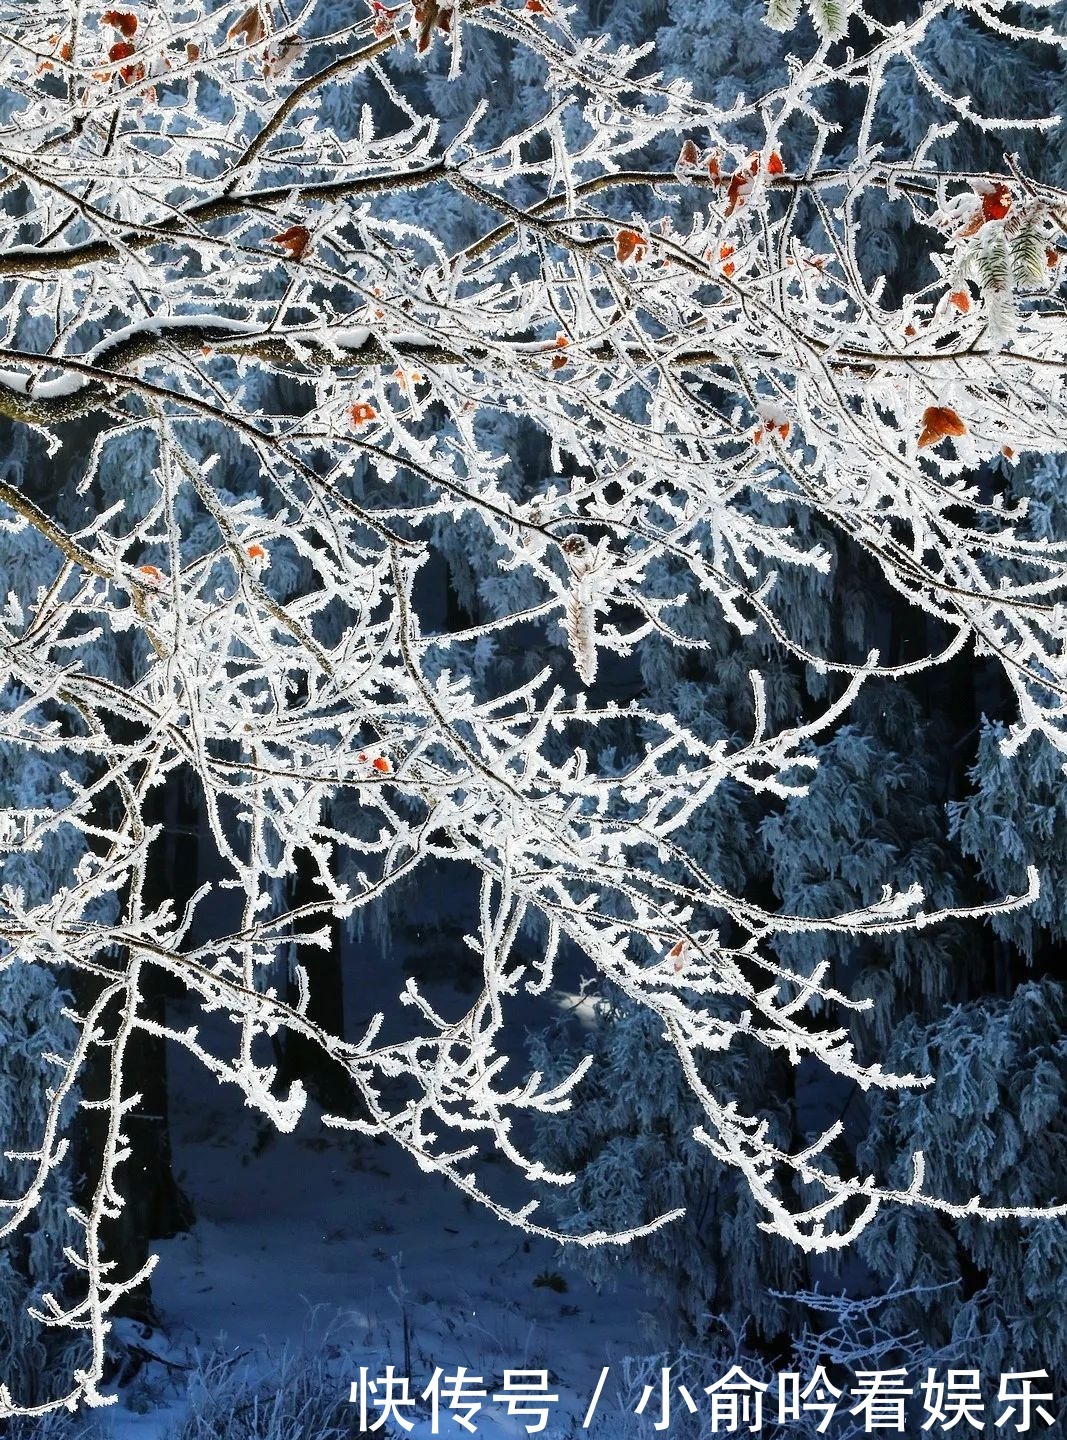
275;837;350;1115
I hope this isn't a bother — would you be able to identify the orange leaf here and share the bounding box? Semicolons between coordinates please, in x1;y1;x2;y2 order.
348;402;378;427
550;333;569;370
707;154;721;182
186;41;200;60
948;289;970;313
678;138;700;167
102;9;138;36
1001;446;1015;459
615;228;645;263
767;150;785;175
137;564;164;582
918;405;967;449
372;756;391;773
667;940;686;959
269;224;310;260
246;543;267;560
38;34;73;70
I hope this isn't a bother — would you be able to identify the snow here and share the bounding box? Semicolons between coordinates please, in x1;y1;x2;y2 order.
0;318;382;401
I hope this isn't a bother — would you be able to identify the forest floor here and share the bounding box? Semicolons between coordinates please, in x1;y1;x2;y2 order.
88;937;662;1439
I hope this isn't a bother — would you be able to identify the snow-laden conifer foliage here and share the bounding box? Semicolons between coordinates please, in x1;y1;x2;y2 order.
1;0;1066;1415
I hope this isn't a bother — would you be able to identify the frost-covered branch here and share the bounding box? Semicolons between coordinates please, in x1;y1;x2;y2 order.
1;0;1066;1415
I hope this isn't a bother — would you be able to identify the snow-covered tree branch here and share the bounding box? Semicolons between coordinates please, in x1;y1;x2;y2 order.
1;0;1066;1416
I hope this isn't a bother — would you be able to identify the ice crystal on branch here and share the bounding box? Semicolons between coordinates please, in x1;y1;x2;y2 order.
0;0;1066;1415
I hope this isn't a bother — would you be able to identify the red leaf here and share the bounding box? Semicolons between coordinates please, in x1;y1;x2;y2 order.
413;0;451;50
105;38;144;82
678;138;700;167
948;289;970;313
269;224;310;260
918;406;967;449
102;9;138;36
980;184;1011;222
228;3;266;45
615;228;645;263
38;33;73;71
372;756;391;773
767;150;785;175
371;2;403;30
263;34;303;76
348;402;378;427
723;171;749;217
